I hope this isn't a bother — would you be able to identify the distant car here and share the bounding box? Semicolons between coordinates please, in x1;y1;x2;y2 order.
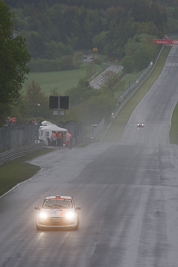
137;123;144;127
35;195;81;230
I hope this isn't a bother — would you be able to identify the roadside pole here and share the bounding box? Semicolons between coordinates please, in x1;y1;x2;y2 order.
58;96;60;127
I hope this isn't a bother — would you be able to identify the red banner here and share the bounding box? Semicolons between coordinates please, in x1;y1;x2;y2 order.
8;117;16;123
152;39;178;45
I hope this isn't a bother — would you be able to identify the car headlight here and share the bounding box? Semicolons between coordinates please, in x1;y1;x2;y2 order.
39;211;48;219
65;211;76;219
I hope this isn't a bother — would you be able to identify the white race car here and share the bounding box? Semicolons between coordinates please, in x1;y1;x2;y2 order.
35;195;81;230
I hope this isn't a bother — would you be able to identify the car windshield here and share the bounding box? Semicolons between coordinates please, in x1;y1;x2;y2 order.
42;199;73;209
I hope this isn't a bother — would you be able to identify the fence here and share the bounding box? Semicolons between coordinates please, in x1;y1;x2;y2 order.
118;62;153;103
0;125;39;153
0;142;45;165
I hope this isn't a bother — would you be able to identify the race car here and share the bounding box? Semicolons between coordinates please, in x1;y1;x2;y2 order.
35;195;81;230
137;123;144;127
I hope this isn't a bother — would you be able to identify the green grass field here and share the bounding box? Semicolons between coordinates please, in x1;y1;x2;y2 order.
23;63;104;95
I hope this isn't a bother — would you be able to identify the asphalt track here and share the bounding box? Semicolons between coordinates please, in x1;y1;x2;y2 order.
1;46;178;267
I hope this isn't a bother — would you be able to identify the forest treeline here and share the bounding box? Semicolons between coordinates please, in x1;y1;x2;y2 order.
4;0;178;72
5;0;178;10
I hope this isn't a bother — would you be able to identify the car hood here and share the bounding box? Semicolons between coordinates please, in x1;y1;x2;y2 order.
41;208;74;217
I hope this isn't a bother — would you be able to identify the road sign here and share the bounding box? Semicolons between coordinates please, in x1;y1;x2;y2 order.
53;110;65;116
152;39;178;45
49;96;69;109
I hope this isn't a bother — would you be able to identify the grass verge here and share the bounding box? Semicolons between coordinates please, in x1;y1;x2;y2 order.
0;148;53;196
102;45;171;142
170;104;178;144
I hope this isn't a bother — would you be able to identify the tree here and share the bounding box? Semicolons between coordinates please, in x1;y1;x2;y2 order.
66;78;99;106
61;55;74;70
79;93;116;125
121;56;134;73
26;32;45;59
25;81;47;119
73;51;83;68
86;61;96;78
93;31;109;52
0;0;30;124
0;1;30;104
101;71;121;92
45;40;61;60
123;34;157;72
133;44;155;71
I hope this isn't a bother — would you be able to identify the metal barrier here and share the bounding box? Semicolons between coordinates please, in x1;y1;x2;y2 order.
118;61;154;103
101;45;165;141
0;142;45;165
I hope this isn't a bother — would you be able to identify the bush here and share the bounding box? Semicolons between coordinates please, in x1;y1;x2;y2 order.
29;55;75;72
121;56;134;73
94;57;102;65
29;58;62;72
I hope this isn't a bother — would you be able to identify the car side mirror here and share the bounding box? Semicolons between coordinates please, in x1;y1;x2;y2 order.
75;207;81;210
35;207;41;210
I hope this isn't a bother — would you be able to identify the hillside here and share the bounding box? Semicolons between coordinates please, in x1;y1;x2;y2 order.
4;0;178;9
3;0;178;72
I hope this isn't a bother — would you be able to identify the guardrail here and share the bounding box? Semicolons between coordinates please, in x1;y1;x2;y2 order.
100;45;165;141
0;142;45;165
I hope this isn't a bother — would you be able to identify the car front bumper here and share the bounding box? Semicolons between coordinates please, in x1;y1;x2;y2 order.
37;216;78;228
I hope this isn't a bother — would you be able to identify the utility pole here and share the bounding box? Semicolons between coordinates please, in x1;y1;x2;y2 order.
58;96;60;127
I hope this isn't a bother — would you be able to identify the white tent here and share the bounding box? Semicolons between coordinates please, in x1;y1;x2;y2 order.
41;120;53;126
41;124;67;132
38;123;67;145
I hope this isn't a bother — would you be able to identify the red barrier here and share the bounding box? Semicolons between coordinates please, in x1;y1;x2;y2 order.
152;39;178;45
8;117;16;123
